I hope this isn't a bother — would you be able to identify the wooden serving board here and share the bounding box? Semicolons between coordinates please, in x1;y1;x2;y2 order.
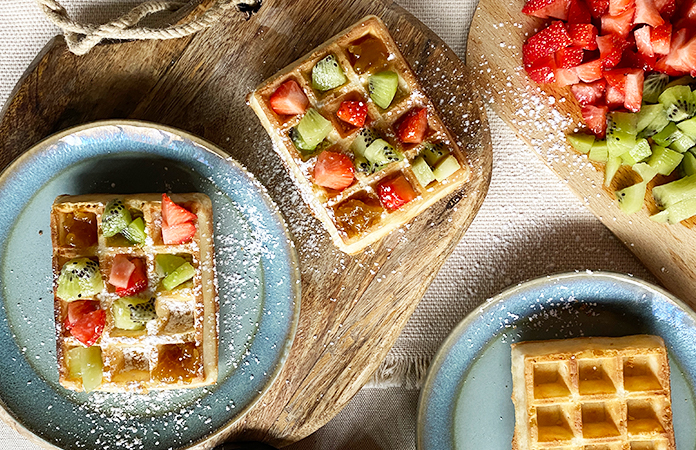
467;2;696;310
0;0;491;448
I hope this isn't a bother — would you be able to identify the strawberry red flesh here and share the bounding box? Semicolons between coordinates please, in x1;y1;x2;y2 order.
651;23;671;54
601;6;636;38
336;100;368;127
609;0;635;16
568;0;593;22
556;46;585;67
162;222;196;245
313;150;355;191
523;0;571;19
597;33;630;68
633;0;664;26
576;59;605;81
397;108;429;144
115;258;148;297
523;21;573;68
269;80;309;116
377;175;418;211
65;300;99;331
568;23;599;49
161;193;197;227
571;79;607;104
109;254;135;289
581;104;609;138
70;309;106;347
624;70;644;111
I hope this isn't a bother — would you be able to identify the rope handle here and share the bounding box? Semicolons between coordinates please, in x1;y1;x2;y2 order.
35;0;261;55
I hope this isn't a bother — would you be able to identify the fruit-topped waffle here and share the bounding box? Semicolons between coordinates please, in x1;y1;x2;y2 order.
248;15;471;254
50;193;218;392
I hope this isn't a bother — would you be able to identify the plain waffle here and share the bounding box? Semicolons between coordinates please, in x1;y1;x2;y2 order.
510;335;675;450
51;193;218;392
248;15;471;254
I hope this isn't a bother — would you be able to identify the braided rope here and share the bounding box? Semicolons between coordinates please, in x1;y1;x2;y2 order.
35;0;257;55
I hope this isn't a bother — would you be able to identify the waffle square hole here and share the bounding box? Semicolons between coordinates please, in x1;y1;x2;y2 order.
630;442;656;450
325;91;371;138
579;359;616;395
346;34;390;75
627;399;665;436
333;193;384;239
533;362;571;399
623;356;662;392
58;211;98;248
581;402;620;439
106;348;151;383
264;76;309;126
152;343;201;383
162;300;195;334
536;405;575;442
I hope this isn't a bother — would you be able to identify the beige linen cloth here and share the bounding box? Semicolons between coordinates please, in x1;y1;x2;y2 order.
0;1;654;449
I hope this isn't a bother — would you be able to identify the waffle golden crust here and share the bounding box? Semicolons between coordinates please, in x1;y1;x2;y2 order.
51;193;218;392
248;15;471;254
510;335;675;450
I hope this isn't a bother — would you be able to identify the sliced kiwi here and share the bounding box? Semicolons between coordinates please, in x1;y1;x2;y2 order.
112;297;157;330
616;181;647;214
620;138;652;166
432;154;462;182
606;112;637;157
648;145;683;176
663;198;696;224
121;217;147;245
351;128;379;157
604;156;622;187
677;116;696;138
652;173;696;207
312;54;347;92
658;85;696;122
162;262;195;291
422;142;450;166
566;133;595;153
295;108;332;149
642;72;670;104
155;254;187;277
369;71;399;109
637;107;670;138
588;140;608;162
66;346;103;392
411;156;436;187
681;151;696;176
364;138;402;167
101;200;132;238
56;257;104;301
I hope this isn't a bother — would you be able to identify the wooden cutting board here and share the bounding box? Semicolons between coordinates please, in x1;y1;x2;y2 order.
0;0;492;447
467;2;696;310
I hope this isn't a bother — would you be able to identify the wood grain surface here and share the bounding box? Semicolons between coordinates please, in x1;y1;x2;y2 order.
0;0;492;448
467;1;696;310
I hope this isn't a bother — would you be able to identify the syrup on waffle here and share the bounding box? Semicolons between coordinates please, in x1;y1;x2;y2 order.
248;15;471;254
511;335;675;450
51;193;218;392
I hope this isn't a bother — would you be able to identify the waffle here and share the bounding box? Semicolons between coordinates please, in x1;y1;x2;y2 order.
50;193;218;392
510;335;675;450
248;15;471;254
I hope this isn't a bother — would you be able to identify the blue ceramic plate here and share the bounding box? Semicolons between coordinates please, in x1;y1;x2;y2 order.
0;121;301;450
417;272;696;450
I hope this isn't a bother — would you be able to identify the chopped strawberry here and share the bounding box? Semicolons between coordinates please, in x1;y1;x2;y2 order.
115;258;148;297
576;58;604;81
606;84;626;107
527;56;558;83
597;33;630;68
377;175;418;211
568;23;599;49
162;222;197;245
523;21;573;67
624;70;644;111
581;104;609;138
523;0;571;19
313;150;355;191
677;0;696;25
634;26;654;56
110;254;135;289
571;79;607;104
555;67;581;85
568;0;593;22
633;0;664;26
587;0;610;17
269;80;308;116
622;49;656;70
336;100;368;127
601;7;636;38
397;108;429;144
556;46;585;67
654;0;676;18
161;193;197;227
609;0;635;15
651;23;672;55
604;67;641;93
656;30;696;76
65;300;99;331
70;309;106;347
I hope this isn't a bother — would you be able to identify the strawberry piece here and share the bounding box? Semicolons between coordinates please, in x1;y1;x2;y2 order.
555;68;580;85
568;0;593;22
313;150;355;191
603;67;636;94
622;49;656;70
597;34;630;68
656;30;696;76
624;70;644;112
654;0;676;18
162;222;196;245
70;309;106;347
634;26;654;57
523;21;573;67
269;80;308;116
65;300;99;331
336;100;368;127
633;0;664;26
522;0;571;19
609;0;635;15
115;258;147;297
606;84;626;108
397;108;429;144
571;79;607;105
109;254;135;289
581;105;609;138
161;193;197;227
556;46;585;67
576;59;604;81
601;6;636;38
377;175;418;211
587;0;610;16
651;23;672;55
568;23;599;49
526;56;558;83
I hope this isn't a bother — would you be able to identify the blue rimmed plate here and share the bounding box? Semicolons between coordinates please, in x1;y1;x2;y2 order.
0;120;301;449
417;272;696;450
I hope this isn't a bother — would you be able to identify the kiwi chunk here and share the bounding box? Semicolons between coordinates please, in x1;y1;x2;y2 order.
636;104;666;135
620;138;652;166
604;156;622;187
66;346;103;392
155;254;187;277
658;85;696;122
162;262;195;291
607;112;637;157
351;128;379;157
616;182;647;214
632;162;658;184
642;72;669;104
121;217;147;245
364;138;402;166
56;257;104;301
648;145;683;176
295;109;332;149
588;140;608;162
433;155;462;182
312;55;347;92
422;142;450;166
369;71;399;109
681;152;696;176
101;200;132;238
652;173;696;207
112;297;156;330
411;156;436;188
663;198;696;223
566;133;595;153
677;116;696;139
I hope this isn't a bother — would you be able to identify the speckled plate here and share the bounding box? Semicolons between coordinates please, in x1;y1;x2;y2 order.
417;272;696;450
0;121;301;450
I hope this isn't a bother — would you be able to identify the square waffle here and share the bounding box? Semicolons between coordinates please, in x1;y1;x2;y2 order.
248;15;471;254
510;335;675;450
50;193;218;392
